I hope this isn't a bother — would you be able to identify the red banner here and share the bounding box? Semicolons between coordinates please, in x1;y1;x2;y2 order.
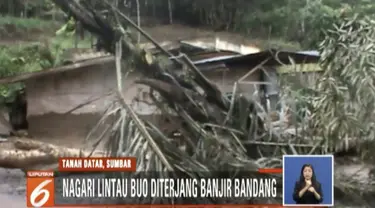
58;157;137;172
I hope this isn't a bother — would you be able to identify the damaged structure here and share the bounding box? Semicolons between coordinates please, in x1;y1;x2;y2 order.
0;38;319;140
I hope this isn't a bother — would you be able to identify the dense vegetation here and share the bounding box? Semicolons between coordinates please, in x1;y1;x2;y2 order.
146;0;375;48
3;0;375;48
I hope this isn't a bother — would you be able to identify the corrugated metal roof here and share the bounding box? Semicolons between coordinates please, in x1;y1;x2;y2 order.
180;38;261;55
297;50;320;56
194;49;320;67
188;51;238;61
192;55;242;64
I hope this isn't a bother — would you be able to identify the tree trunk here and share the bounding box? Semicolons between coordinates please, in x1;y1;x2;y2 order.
91;34;94;48
0;110;12;133
136;0;140;43
75;22;79;48
167;0;172;24
24;1;28;18
152;0;156;17
0;138;105;171
8;0;14;16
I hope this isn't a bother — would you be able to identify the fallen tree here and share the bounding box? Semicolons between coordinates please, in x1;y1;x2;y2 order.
0;138;105;171
0;0;373;205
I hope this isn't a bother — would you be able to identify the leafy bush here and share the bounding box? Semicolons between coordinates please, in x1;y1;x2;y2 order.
279;15;375;162
0;34;91;105
311;15;375;157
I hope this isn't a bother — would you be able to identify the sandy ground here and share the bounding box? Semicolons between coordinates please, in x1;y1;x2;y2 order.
0;194;26;208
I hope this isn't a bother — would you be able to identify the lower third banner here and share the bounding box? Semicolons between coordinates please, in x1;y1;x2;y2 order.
26;171;282;207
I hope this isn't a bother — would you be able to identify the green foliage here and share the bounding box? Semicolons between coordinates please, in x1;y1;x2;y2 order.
0;43;54;104
55;17;76;36
309;15;375;160
0;0;56;18
4;0;375;49
0;30;92;105
280;14;375;163
25;0;55;11
0;43;58;75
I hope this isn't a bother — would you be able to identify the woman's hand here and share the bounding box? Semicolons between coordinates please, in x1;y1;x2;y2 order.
305;180;312;187
311;186;321;200
298;181;311;198
308;186;315;192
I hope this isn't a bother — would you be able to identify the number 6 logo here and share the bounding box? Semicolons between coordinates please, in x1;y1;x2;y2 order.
30;180;52;207
27;175;55;207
